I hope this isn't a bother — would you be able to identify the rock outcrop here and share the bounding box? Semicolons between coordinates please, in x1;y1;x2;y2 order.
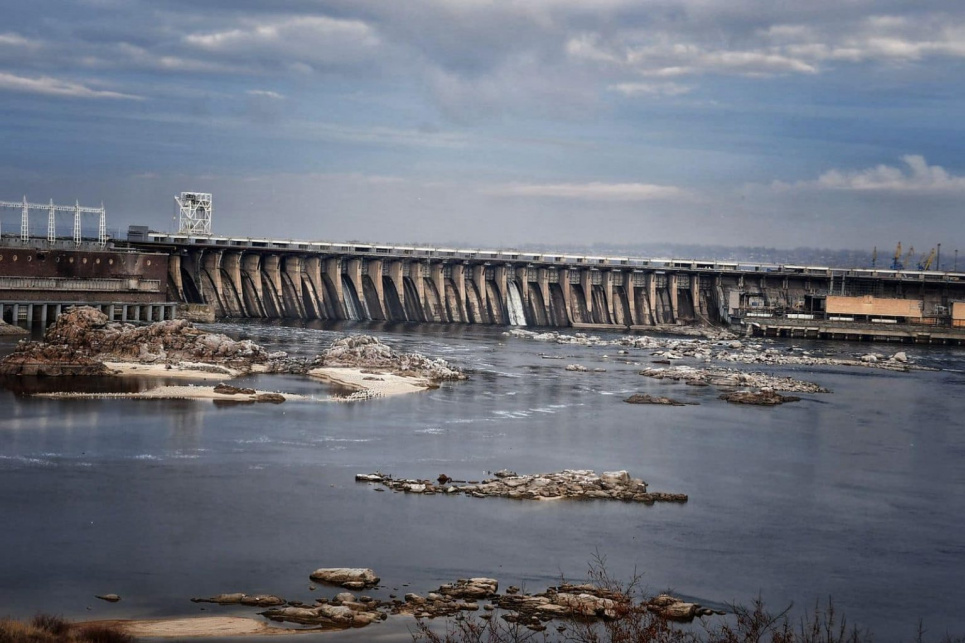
95;593;121;603
260;591;386;628
505;328;920;372
355;470;687;504
624;393;693;406
639;365;828;394
719;390;801;406
309;568;381;590
0;321;28;336
0;307;268;376
191;593;286;607
0;309;467;391
311;335;465;382
646;594;722;621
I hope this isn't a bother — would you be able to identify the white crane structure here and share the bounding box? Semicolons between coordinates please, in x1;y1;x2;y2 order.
0;196;107;245
175;192;212;235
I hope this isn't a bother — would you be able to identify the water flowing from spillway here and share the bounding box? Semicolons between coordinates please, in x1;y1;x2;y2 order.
340;275;361;321
506;281;527;326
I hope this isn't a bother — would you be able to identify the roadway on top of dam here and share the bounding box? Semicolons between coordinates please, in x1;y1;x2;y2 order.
127;231;965;284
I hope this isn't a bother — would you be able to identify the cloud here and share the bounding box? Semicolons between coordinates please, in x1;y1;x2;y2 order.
182;15;381;71
0;71;141;99
0;32;39;48
816;155;965;192
607;81;692;96
570;37;820;77
486;181;687;201
246;89;284;100
772;155;965;193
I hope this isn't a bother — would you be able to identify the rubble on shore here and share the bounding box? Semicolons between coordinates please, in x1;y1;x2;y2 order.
354;470;688;504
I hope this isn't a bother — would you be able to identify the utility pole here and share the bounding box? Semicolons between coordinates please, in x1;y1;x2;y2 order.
937;243;941;271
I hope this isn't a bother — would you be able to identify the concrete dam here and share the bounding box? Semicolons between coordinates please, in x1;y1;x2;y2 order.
124;232;965;341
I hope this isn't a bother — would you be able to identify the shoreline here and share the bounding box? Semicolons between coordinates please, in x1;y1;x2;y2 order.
32;385;311;402
29;365;433;402
83;616;315;638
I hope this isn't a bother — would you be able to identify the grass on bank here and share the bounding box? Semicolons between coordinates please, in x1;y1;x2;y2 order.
0;614;133;643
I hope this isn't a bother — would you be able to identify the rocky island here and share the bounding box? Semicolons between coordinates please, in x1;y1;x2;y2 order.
0;306;465;401
355;469;688;504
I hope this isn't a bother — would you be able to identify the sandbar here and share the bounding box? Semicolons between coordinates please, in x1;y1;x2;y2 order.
34;385;311;402
104;361;244;379
308;367;433;398
87;616;310;638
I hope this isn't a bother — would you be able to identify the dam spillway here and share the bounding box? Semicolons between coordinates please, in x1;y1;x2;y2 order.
120;232;965;340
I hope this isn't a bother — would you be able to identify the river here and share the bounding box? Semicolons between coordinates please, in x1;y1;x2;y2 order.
1;320;964;641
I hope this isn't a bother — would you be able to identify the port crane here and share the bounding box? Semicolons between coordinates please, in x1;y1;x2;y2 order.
891;242;903;270
918;248;936;271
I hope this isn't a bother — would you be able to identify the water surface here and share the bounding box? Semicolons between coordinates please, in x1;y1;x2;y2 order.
1;322;963;641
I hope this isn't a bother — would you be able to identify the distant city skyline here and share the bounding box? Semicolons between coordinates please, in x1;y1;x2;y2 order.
1;1;963;253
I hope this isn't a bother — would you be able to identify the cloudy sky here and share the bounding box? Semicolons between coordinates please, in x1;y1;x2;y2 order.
1;1;964;257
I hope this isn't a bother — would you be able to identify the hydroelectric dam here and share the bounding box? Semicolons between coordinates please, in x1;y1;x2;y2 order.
3;191;962;342
120;229;965;343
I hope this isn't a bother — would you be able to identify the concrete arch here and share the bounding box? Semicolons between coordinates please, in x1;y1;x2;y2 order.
589;285;611;325
569;284;590;324
241;272;266;317
402;277;426;322
612;286;632;327
423;277;446;322
444;279;464;323
654;288;673;324
548;283;569;326
361;275;386;321
179;264;204;305
485;281;505;324
218;269;246;317
301;279;325;319
527;283;548;326
281;271;307;318
381;276;406;321
676;289;695;323
465;279;489;324
319;273;344;319
260;270;284;318
340;274;364;320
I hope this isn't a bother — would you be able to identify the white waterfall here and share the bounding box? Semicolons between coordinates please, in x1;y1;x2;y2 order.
341;277;361;321
506;281;527;326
